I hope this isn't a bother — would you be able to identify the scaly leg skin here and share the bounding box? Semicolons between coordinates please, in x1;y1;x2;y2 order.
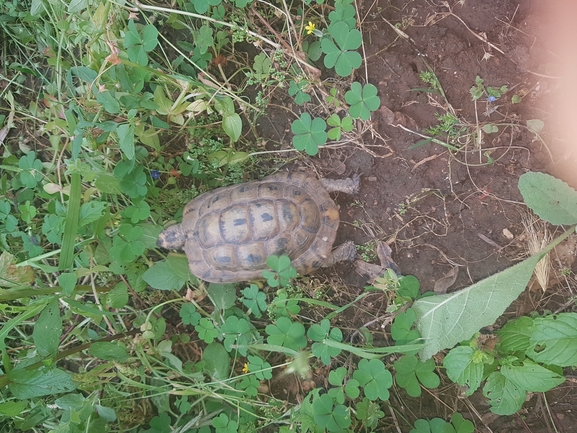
322;240;357;268
319;173;360;195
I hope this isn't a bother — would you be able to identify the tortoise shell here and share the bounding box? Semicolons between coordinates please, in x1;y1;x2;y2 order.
157;171;340;283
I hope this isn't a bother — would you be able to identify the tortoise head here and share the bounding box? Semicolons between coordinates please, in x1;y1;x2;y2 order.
157;224;186;250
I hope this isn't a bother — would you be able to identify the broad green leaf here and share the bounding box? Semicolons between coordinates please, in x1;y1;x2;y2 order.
221;316;255;356
96;91;120;114
328;3;356;28
89;342;129;362
241;284;267;318
94;173;121;194
180;303;201;326
496;316;534;352
141;25;159;52
518;171;577;225
70;66;98;83
58;272;77;295
196;25;214;55
68;0;87;13
202;342;230;380
411;418;450;433
394;354;439;397
527;313;577;366
96;405;117;422
32;298;62;358
8;368;77;399
443;346;484;395
413;252;543;360
106;282;129;308
79;201;107;227
501;361;564;392
0;400;28;416
30;0;45;15
117;123;135;160
322;22;363;77
143;259;188;291
207;283;236;310
222;112;242;142
483;371;526;415
247;355;273;380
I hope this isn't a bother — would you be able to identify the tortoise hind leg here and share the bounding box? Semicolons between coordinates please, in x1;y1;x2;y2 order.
322;240;357;268
319;173;360;195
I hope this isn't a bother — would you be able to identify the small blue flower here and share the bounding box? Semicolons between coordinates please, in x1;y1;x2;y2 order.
487;95;497;103
151;170;160;179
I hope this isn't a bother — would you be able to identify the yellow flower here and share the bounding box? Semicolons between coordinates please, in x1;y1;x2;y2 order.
305;21;316;35
242;363;249;374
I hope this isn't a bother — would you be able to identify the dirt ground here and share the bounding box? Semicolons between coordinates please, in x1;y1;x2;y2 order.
259;0;577;431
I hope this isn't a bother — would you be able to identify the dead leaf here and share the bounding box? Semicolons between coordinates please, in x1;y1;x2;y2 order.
0;252;35;288
433;266;459;294
355;241;401;283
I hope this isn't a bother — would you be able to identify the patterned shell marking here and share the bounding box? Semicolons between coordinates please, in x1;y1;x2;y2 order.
175;171;339;283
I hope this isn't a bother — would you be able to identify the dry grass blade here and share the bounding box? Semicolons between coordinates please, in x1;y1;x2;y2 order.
522;212;551;291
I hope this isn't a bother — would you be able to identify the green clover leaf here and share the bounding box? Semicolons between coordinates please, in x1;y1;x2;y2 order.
345;82;381;120
321;21;362;76
288;80;312;105
394;354;440;397
263;255;297;287
353;358;393;401
241;284;268;318
124;20;159;66
312;394;351;432
291;112;327;156
265;316;307;351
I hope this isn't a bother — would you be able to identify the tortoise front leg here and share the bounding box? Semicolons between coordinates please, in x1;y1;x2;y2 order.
322;240;357;268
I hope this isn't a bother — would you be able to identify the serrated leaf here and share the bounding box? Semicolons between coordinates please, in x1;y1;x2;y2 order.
32;298;62;358
483;371;526;415
443;346;483;395
8;368;77;399
526;313;577;366
414;252;543;360
89;342;129;362
501;361;564;392
496;316;533;352
518;171;577;225
79;201;107;227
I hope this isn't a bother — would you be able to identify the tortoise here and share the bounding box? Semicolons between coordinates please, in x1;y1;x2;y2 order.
157;171;360;283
